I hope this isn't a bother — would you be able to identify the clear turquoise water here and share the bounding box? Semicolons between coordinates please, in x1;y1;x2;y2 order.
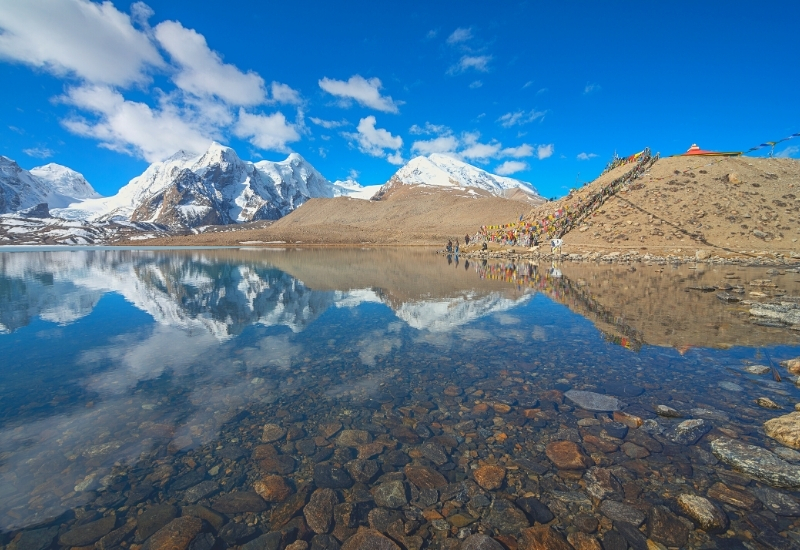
0;248;799;548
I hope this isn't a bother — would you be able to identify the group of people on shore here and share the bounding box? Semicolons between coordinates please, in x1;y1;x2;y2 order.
477;148;658;247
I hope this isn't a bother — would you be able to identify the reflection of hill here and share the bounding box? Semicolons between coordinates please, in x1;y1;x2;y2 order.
0;248;533;337
474;258;800;348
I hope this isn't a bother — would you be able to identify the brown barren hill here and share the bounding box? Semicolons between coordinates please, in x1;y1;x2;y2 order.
137;185;534;247
504;155;800;258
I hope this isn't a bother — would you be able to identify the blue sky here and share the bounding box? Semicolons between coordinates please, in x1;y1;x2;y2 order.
1;0;798;198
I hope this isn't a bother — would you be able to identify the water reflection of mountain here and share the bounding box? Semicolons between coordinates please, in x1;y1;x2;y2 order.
0;248;533;336
473;258;800;349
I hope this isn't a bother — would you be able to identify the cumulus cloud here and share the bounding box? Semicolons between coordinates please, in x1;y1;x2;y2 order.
233;109;301;152
60;85;214;162
497;109;546;127
495;160;528;175
409;124;536;165
469;80;483;89
154;21;265;106
447;55;492;75
447;27;473;45
501;144;534;158
0;0;164;86
269;82;302;105
537;144;554;159
343;116;403;162
461;139;502;161
577;152;598;160
411;135;460;156
319;75;400;113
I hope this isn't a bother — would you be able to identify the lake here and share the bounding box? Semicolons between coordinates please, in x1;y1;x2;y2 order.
1;247;799;549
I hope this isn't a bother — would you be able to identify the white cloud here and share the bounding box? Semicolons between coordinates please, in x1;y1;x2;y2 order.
447;27;473;45
426;29;438;39
22;147;53;159
409;126;533;165
60;85;214;162
154;21;265;106
497;109;546;127
522;81;533;89
319;75;400;113
447;55;492;75
409;122;449;135
495;161;528;175
269;82;302;105
0;0;164;86
343;116;403;161
461;142;501;161
577;152;598;160
776;145;799;158
386;152;405;165
411;135;460;156
501;144;534;158
233;109;301;152
310;117;348;129
469;80;483;89
537;144;554;159
584;83;600;94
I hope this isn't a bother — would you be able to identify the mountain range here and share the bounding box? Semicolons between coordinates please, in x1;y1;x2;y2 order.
1;143;540;231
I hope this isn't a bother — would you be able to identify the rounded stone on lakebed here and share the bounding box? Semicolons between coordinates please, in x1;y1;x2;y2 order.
473;464;505;490
764;411;800;449
564;390;625;412
253;475;293;502
262;423;287;443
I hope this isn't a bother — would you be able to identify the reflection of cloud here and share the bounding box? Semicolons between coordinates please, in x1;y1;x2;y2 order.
494;313;520;325
81;325;219;394
357;323;402;366
249;334;303;370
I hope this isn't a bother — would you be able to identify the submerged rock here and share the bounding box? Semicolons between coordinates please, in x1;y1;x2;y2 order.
564;390;625;412
710;437;800;488
341;528;400;550
665;419;712;445
677;494;728;531
473;465;505;490
545;441;592;470
764;411;800;449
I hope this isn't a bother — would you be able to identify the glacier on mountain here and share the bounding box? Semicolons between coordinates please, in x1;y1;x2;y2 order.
0;156;101;214
377;153;541;198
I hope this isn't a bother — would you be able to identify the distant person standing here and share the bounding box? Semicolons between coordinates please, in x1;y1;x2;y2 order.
454;239;460;254
464;234;470;245
446;240;452;253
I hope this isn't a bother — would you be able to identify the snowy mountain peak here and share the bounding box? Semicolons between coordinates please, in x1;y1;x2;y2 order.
1;157;101;214
380;154;541;199
30;163;101;200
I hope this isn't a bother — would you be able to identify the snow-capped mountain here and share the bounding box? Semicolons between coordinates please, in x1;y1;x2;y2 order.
29;163;101;201
375;153;541;199
0;156;100;214
57;142;371;229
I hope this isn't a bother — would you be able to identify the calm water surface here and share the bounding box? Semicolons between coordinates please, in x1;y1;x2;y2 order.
1;248;799;549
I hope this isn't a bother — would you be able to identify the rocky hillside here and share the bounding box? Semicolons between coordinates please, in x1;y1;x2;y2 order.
480;154;800;258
